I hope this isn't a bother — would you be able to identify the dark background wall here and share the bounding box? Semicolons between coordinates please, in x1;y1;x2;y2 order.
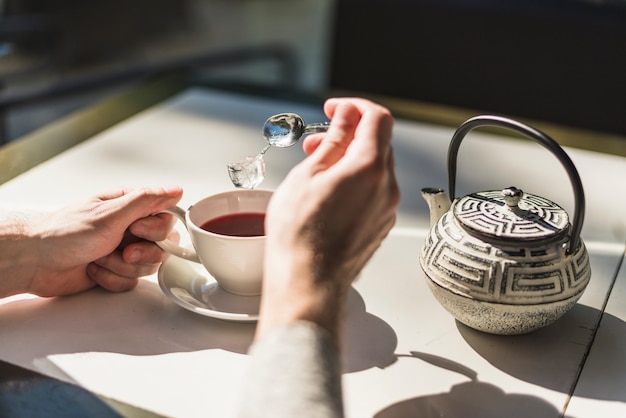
330;0;626;136
3;0;188;66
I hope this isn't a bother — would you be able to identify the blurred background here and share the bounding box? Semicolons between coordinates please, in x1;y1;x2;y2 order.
1;0;625;147
0;0;332;143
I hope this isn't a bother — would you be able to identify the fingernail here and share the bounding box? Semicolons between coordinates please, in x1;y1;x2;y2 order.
87;263;99;278
128;248;141;263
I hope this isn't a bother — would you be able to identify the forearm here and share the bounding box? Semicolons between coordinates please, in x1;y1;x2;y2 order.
240;322;344;418
0;220;37;297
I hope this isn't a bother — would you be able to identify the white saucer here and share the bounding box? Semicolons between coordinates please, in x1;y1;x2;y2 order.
158;257;260;322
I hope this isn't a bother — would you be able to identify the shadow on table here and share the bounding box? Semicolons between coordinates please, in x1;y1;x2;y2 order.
458;303;626;402
0;280;257;357
374;378;574;418
342;288;399;373
0;279;398;372
374;301;625;417
375;351;576;417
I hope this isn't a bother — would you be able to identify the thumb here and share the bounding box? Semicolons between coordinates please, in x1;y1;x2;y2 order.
306;102;360;170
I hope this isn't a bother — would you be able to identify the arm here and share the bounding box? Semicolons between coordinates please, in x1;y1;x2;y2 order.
241;98;399;417
0;186;182;298
0;220;38;296
259;97;398;344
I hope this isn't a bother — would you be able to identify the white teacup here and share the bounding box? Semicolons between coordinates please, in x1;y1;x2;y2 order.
156;189;272;296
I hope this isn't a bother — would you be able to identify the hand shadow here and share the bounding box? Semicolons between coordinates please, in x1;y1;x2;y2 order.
458;303;626;402
342;288;399;373
374;352;575;418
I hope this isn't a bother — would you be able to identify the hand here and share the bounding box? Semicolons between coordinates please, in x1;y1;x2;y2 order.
1;186;183;297
257;98;400;342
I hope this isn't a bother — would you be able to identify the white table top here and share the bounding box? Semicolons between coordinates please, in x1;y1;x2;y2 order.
566;249;626;417
1;87;625;417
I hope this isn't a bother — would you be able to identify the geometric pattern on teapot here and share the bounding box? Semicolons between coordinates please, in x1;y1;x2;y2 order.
454;191;569;241
419;212;591;305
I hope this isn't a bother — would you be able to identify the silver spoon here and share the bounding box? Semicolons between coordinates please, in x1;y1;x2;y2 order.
227;113;329;189
263;113;330;148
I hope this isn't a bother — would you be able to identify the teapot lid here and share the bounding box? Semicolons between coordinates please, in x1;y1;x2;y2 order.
453;187;570;242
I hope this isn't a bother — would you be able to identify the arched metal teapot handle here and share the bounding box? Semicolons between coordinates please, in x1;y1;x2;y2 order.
447;115;585;254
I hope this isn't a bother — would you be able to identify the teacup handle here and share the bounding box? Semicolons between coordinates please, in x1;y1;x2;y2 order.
155;206;201;263
447;115;585;254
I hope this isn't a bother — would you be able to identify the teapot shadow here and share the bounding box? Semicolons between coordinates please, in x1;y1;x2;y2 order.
376;351;575;418
458;303;626;402
374;379;574;418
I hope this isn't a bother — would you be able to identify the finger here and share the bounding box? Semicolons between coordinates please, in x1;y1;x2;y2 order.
93;187;134;201
323;97;389;118
385;149;401;207
129;212;178;241
301;133;324;155
325;98;394;153
307;102;360;169
303;98;378;156
117;231;143;251
122;240;173;265
94;249;163;278
97;186;183;231
87;262;139;292
342;108;393;170
305;98;392;159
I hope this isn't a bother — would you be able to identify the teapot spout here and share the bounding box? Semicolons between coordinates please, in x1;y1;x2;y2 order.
421;188;451;227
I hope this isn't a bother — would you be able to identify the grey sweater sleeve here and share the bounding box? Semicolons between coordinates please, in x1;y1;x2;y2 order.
238;322;344;418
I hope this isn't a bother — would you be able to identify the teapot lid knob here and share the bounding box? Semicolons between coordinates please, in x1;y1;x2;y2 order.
502;187;523;207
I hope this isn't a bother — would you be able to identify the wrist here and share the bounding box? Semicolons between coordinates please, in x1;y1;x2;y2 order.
0;219;39;297
256;251;350;345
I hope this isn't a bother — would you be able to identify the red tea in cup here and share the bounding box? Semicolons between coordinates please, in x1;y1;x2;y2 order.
200;212;265;237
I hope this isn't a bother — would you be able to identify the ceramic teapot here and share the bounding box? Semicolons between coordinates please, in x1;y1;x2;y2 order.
420;115;591;335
